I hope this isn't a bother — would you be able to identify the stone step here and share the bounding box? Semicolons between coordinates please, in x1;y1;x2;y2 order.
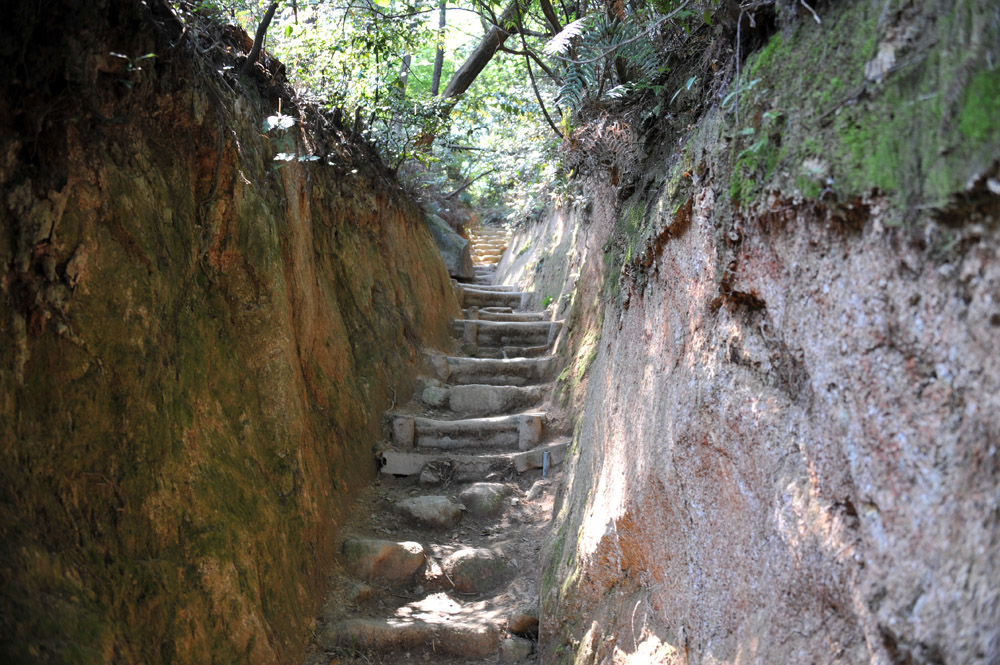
472;345;553;359
460;284;519;292
378;441;570;478
452;319;563;348
438;355;556;386
417;383;546;417
470;309;546;322
458;288;526;309
391;412;545;450
324;615;501;659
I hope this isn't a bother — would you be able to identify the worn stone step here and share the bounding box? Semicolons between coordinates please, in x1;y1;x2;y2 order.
473;345;553;359
439;355;556;386
452;319;563;348
378;440;570;478
417;383;546;417
460;284;519;292
324;615;501;659
470;309;546;322
391;412;545;450
458;288;526;309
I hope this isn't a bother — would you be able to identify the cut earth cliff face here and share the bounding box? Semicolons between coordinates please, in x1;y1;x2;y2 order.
498;1;1000;663
0;2;458;663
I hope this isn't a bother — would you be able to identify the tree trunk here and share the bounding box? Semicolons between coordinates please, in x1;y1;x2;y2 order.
439;0;529;100
399;53;412;91
243;1;280;75
431;0;446;96
538;0;562;35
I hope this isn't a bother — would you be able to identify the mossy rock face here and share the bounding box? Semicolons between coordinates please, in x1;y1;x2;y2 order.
726;0;1000;219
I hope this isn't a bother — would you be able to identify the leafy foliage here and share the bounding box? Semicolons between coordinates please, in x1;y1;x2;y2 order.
548;10;666;110
175;0;723;217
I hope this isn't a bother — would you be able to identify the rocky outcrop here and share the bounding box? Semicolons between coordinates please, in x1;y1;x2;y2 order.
501;2;1000;664
425;211;476;279
0;2;457;663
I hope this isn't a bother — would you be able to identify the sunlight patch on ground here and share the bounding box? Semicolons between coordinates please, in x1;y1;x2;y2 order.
613;633;679;664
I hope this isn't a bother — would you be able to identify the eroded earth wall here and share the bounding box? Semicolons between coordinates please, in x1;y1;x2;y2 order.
504;2;1000;663
0;2;457;663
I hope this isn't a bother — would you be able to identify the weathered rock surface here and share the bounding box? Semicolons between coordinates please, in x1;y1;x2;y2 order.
341;539;426;583
459;482;512;518
443;548;512;593
425;213;475;280
448;384;545;416
394;496;465;529
507;607;539;637
501;9;1000;660
499;636;534;662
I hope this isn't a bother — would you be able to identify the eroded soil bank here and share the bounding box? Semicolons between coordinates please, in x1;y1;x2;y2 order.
499;1;1000;663
1;2;457;662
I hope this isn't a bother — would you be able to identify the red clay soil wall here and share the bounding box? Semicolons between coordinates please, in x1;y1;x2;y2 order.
0;2;458;663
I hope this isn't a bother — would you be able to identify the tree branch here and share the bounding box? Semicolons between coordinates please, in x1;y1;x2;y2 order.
514;0;562;138
499;45;562;84
444;168;498;199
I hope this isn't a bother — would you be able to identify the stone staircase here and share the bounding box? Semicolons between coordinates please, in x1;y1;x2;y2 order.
467;225;510;270
304;229;567;664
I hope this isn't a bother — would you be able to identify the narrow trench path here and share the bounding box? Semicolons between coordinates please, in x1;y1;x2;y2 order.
303;224;568;664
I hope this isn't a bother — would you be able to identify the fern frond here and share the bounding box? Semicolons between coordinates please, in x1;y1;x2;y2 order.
544;17;591;56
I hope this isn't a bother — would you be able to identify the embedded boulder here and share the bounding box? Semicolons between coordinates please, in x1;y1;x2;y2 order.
341;538;426;583
458;482;512;518
442;547;512;593
394;495;465;529
425;213;475;280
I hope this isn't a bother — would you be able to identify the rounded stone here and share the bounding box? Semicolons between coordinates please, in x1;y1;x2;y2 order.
508;606;539;637
418;468;442;486
341;538;425;583
443;547;511;593
499;636;534;662
395;495;464;529
458;482;512;518
420;385;450;408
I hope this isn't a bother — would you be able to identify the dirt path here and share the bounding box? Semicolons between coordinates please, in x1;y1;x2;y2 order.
302;226;567;664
